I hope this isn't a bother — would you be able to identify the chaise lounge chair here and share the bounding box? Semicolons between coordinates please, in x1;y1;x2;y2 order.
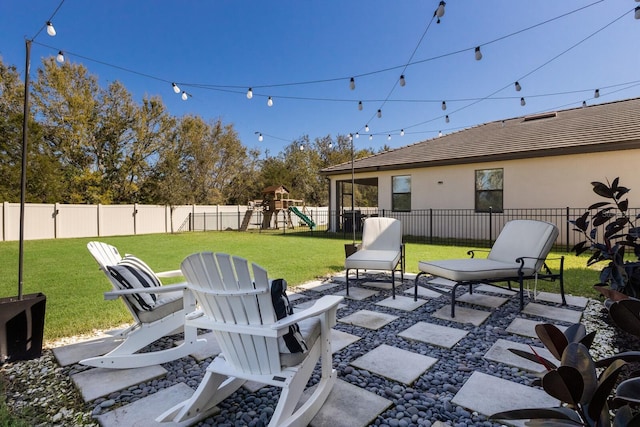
345;217;405;298
157;252;343;427
414;219;565;317
81;241;207;369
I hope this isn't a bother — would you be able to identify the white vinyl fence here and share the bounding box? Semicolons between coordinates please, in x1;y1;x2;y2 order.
0;203;327;242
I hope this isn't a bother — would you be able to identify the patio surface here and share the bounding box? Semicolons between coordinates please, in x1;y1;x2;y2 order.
51;271;587;426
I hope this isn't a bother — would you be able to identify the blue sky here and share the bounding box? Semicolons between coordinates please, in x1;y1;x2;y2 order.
2;1;639;156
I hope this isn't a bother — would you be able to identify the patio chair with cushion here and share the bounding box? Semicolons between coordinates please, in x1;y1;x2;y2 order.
345;217;405;298
157;252;343;427
81;241;207;369
414;219;565;318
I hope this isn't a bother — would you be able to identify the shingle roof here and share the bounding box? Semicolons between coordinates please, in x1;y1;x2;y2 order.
320;97;640;175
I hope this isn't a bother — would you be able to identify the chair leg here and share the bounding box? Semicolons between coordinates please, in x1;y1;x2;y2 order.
346;268;350;296
559;256;567;306
414;272;426;302
391;270;395;299
451;283;461;318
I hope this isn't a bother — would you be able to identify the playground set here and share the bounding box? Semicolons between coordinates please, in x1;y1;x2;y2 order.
241;185;316;231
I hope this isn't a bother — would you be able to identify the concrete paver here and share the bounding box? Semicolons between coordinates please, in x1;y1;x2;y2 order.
335;287;379;300
375;295;427;311
338;310;398;330
350;344;437;385
522;302;583;323
534;291;589;308
330;329;361;354
72;365;167;402
52;335;121;367
474;284;517;295
404;286;445;299
456;292;508;308
297;280;341;292
432;305;491;326
452;371;559;427
398;321;468;348
95;383;200;427
506;317;568;339
484;338;557;373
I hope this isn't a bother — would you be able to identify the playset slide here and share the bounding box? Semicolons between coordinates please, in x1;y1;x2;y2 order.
288;206;315;230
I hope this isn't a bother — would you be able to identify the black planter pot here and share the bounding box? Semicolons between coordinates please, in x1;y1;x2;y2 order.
0;293;46;363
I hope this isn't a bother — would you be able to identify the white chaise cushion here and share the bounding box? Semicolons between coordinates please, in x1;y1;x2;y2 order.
345;249;401;271
418;258;532;282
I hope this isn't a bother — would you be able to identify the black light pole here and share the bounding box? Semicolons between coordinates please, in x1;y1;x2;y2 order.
18;39;32;300
350;134;355;244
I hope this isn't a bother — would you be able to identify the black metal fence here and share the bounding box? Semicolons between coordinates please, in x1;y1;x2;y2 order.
185;207;639;253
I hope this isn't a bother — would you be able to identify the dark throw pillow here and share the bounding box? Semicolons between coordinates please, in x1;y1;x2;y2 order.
270;278;308;353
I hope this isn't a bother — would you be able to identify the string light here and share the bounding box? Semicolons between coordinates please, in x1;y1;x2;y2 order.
377;109;382;118
445;115;450;123
388;134;391;140
172;83;180;94
438;131;443;137
435;1;445;23
594;89;600;98
328;141;333;148
399;75;406;87
582;101;587;107
520;97;526;106
257;132;263;142
441;101;447;110
56;51;64;63
246;88;253;99
365;124;370;132
358;101;363;111
474;46;482;61
46;21;56;36
181;91;189;101
267;96;273;107
299;144;304;151
348;134;353;141
400;129;405;136
636;6;640;20
349;77;356;90
355;132;360;138
369;134;373;140
514;81;522;91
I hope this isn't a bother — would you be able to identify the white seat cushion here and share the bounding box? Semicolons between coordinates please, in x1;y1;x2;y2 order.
418;258;535;282
345;249;401;271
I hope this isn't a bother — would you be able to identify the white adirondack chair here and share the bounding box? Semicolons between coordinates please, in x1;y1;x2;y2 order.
82;241;206;369
157;252;343;427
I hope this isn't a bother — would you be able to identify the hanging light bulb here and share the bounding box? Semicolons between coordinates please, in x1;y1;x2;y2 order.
387;134;391;141
436;1;445;18
267;96;273;107
365;124;370;132
56;51;64;63
246;88;253;99
369;134;373;140
445;115;450;123
514;81;521;92
399;75;406;87
520;97;526;106
474;47;482;61
172;83;180;94
258;133;263;142
594;89;600;98
441;101;447;110
349;77;356;90
355;132;360;138
358;101;363;111
328;141;333;148
377;109;382;118
299;144;304;151
636;6;640;19
46;21;56;36
400;129;405;136
582;101;587;108
438;131;443;137
181;91;188;101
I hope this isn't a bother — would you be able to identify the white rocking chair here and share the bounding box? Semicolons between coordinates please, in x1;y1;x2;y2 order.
157;252;343;427
82;241;206;369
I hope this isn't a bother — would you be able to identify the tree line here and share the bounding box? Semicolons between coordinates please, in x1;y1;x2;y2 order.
0;57;385;207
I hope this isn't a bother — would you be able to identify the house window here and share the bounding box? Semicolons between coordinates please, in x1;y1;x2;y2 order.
392;175;411;211
475;169;503;212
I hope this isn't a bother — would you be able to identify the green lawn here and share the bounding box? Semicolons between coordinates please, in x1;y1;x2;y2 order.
0;231;601;342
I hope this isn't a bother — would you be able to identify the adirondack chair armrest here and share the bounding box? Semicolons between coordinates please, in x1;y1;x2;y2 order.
104;283;188;300
155;269;183;278
271;295;343;329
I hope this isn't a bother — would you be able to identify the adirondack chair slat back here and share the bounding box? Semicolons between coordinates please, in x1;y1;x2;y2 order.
181;252;281;375
87;241;123;272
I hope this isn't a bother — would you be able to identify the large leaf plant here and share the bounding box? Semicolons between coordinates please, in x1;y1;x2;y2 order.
571;178;640;299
